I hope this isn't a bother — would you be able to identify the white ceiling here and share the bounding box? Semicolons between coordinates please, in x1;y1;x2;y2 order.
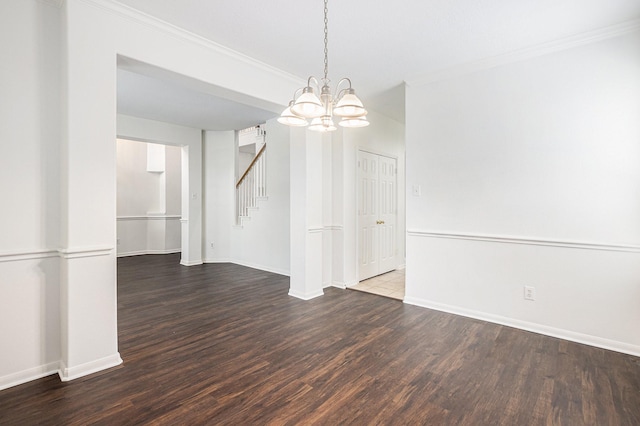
116;0;640;130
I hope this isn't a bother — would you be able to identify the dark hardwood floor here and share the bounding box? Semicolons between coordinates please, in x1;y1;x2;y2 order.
1;253;639;425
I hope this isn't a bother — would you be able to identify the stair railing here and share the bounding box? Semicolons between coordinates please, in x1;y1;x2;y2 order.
236;144;267;225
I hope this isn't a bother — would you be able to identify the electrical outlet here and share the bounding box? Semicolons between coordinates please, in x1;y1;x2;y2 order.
524;285;536;301
210;242;214;248
412;185;421;197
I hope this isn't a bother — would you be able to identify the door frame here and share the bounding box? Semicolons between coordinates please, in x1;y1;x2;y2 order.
355;147;399;283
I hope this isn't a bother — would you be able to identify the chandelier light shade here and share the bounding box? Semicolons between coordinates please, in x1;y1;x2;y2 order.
339;115;370;128
277;101;309;127
290;87;324;118
333;89;366;117
279;0;369;132
309;116;337;132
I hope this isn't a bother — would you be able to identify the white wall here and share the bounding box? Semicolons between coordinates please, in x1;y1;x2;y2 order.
203;119;291;276
405;29;640;355
116;139;182;257
230;119;291;275
0;0;62;390
203;130;235;263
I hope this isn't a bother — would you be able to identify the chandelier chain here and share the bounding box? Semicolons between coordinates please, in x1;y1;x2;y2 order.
277;0;369;130
323;0;329;82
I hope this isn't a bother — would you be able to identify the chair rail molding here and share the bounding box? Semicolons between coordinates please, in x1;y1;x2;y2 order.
117;215;181;221
407;230;640;253
0;249;59;263
58;246;114;259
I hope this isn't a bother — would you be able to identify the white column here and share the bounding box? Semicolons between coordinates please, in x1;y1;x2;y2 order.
59;0;121;381
289;128;324;300
180;143;204;267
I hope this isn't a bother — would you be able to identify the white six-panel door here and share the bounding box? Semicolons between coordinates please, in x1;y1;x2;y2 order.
358;151;397;281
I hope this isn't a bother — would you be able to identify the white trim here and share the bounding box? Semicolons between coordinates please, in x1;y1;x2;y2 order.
330;281;347;290
406;19;640;87
357;146;398;161
1;246;119;262
117;248;181;258
180;218;188;224
330;279;358;289
58;246;113;259
0;249;59;263
180;259;203;267
323;225;344;231
203;258;233;264
0;362;60;391
59;353;123;382
403;296;640;358
288;288;324;300
79;0;303;87
117;215;181;221
407;230;640;253
203;259;290;276
230;259;290;277
308;227;324;234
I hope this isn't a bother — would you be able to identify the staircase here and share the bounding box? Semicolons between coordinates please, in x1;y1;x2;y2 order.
236;144;267;226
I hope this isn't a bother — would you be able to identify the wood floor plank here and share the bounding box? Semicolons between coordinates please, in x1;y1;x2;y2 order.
1;253;639;425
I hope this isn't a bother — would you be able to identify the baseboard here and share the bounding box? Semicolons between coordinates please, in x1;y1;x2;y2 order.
288;288;324;300
0;362;59;391
203;258;232;264
58;353;123;382
206;258;291;276
330;280;359;289
230;259;290;277
117;249;181;258
180;259;203;267
404;297;640;358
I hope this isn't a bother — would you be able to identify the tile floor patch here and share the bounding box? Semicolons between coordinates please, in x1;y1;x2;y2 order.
350;269;405;300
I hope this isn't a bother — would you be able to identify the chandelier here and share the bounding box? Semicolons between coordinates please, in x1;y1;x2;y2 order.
278;0;369;131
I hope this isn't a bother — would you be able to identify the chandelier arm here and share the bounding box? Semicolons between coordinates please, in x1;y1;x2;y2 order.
306;76;322;92
333;78;353;100
291;87;305;101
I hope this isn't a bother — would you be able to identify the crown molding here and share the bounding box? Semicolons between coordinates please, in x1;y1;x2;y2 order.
406;19;640;87
77;0;304;87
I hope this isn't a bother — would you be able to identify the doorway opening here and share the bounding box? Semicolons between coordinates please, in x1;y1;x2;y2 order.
116;138;184;259
352;149;405;299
